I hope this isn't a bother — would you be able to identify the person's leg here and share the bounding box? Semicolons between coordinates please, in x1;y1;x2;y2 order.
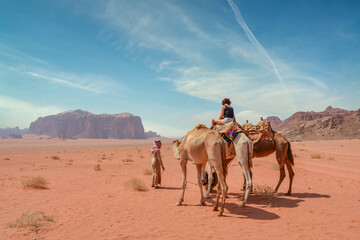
212;118;223;126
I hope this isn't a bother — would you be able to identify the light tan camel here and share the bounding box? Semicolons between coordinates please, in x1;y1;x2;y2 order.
172;124;228;216
243;120;295;195
207;121;253;207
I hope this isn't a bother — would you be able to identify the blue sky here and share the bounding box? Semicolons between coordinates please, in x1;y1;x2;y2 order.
1;0;359;137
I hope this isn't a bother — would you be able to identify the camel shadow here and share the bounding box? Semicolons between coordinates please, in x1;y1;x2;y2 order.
290;192;331;199
205;196;279;220
224;203;280;220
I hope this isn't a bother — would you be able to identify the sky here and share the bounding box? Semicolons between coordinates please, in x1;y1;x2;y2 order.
0;0;359;137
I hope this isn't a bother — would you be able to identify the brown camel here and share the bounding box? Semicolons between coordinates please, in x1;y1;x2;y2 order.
243;120;295;195
172;124;228;216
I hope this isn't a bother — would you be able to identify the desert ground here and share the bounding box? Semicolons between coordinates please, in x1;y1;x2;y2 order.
0;135;359;240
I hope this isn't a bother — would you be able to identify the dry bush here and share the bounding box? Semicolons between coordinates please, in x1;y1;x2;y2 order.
50;156;59;160
122;158;134;163
140;155;144;159
7;211;53;232
94;164;101;171
143;169;153;175
328;156;335;160
311;153;321;159
254;184;277;206
272;163;279;170
124;178;147;191
22;176;49;189
293;153;298;158
3;157;10;160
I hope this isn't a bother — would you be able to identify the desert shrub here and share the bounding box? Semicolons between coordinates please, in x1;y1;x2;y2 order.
7;211;53;232
22;176;48;189
124;178;147;191
140;155;144;159
311;153;321;159
328;156;335;160
254;184;277;206
293;153;298;158
3;157;10;160
143;169;153;175
94;164;101;171
272;163;279;170
50;156;59;160
122;158;134;162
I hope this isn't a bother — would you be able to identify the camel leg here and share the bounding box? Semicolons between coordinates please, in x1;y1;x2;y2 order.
213;183;221;212
196;164;206;206
285;161;294;196
204;162;213;199
217;171;228;216
274;166;286;193
274;146;286;194
239;164;252;207
176;159;187;206
241;169;253;193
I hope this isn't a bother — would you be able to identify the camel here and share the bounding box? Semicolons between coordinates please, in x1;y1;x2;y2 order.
242;119;295;195
172;124;228;216
173;123;253;214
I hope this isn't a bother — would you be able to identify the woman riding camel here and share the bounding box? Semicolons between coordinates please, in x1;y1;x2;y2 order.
150;140;165;188
211;98;234;127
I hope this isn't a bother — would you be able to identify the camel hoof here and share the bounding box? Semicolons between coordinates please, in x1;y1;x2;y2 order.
239;202;246;208
285;192;291;196
175;202;182;206
212;207;218;212
217;212;223;217
200;202;206;206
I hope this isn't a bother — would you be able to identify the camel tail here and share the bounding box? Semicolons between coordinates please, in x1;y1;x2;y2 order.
221;142;228;178
248;140;253;169
287;142;294;166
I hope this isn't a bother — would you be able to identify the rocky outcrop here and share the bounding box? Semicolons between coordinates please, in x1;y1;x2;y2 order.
282;110;360;141
28;110;147;139
264;106;359;141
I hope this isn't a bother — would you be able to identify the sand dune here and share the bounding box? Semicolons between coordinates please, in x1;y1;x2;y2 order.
1;136;359;239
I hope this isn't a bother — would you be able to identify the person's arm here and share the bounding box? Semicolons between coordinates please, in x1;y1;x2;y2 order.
157;150;165;170
219;105;225;119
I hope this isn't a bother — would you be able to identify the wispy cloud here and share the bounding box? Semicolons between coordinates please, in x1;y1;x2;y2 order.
27;71;109;93
0;95;63;128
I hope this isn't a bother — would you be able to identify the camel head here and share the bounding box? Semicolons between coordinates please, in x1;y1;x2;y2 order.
172;140;181;160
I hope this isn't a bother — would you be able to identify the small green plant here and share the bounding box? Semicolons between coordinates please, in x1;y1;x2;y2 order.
311;153;321;159
7;211;54;232
272;163;279;170
94;164;101;171
143;169;153;175
122;158;134;162
124;178;147;191
50;156;60;160
22;176;49;189
254;185;277;206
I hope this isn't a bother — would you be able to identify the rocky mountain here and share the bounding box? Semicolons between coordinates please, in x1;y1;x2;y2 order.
28;110;153;139
0;127;28;137
265;106;360;141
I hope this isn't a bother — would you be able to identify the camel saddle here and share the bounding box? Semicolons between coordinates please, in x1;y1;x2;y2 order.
212;121;246;161
241;119;274;144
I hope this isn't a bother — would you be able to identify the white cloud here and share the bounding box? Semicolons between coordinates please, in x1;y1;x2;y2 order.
142;120;187;138
0;95;63;128
27;71;112;93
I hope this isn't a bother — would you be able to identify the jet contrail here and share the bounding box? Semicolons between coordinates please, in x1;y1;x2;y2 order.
227;0;295;107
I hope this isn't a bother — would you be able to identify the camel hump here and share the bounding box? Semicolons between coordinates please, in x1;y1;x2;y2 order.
195;123;208;129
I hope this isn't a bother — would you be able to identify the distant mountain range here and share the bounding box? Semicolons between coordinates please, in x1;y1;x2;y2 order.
265;106;360;141
0;127;28;138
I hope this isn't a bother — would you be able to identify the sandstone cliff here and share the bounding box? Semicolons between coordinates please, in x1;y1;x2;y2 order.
28;110;148;139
